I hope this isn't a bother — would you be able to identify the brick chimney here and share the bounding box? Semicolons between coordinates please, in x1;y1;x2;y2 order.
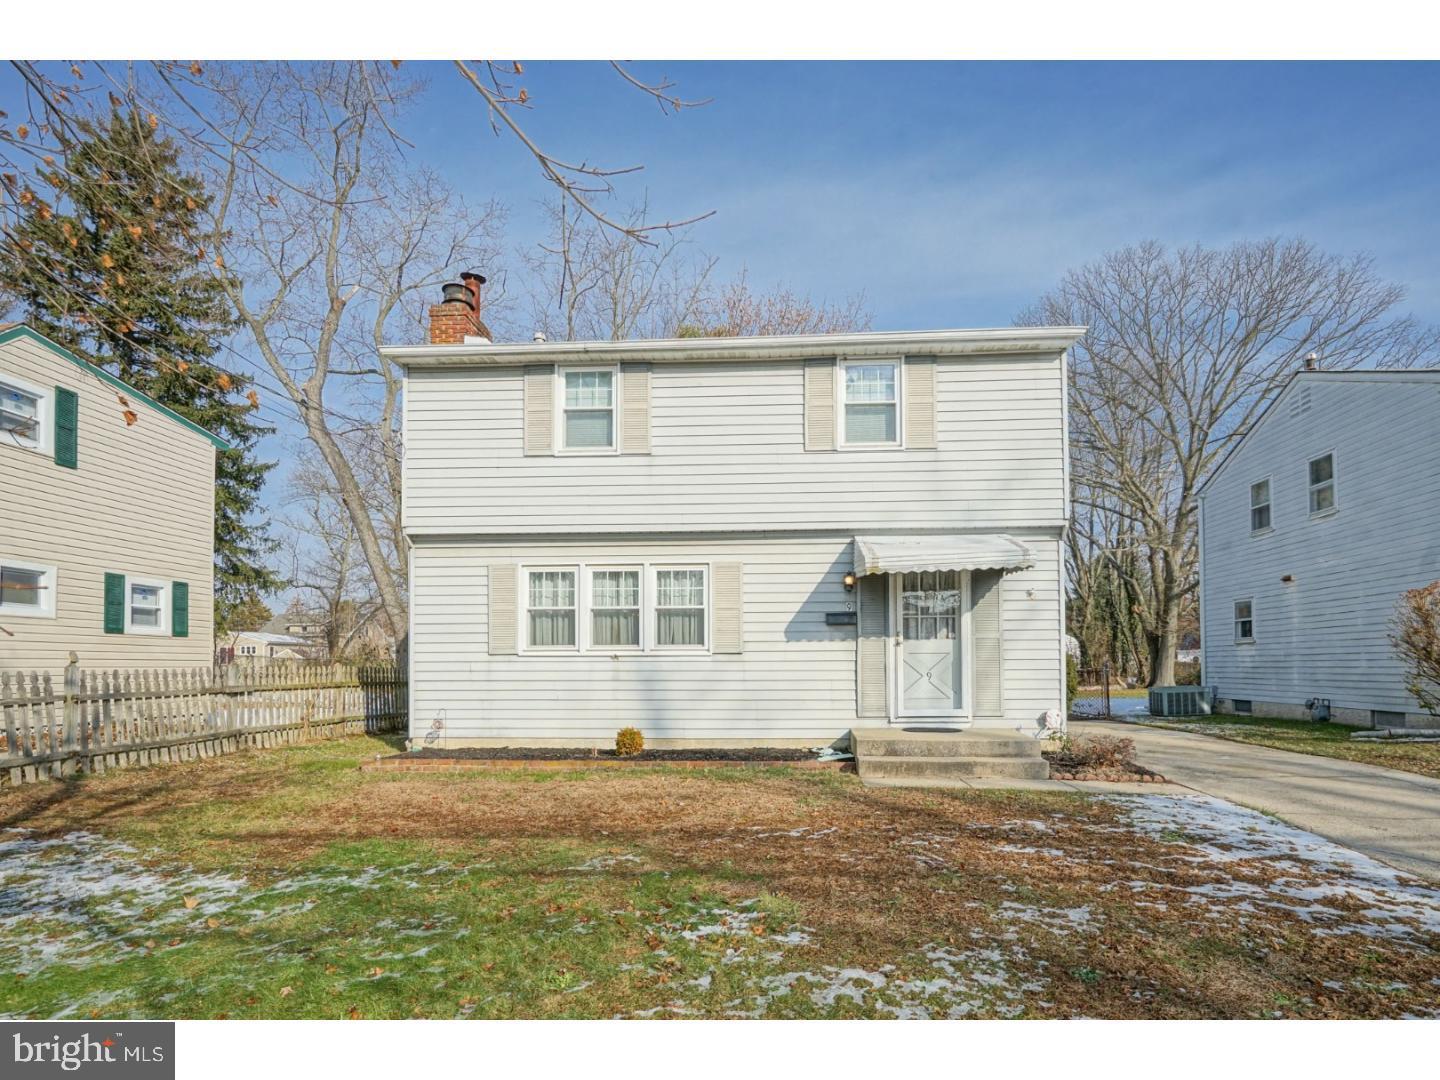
428;272;490;344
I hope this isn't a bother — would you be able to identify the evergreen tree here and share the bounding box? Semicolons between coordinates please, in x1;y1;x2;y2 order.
0;110;282;632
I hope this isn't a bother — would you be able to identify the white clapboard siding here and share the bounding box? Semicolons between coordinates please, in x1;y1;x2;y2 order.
403;353;1067;534
1199;373;1440;721
0;333;217;676
409;533;1064;742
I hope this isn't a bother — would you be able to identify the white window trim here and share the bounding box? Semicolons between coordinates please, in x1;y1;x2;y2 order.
124;575;170;636
516;560;713;655
0;369;54;456
554;365;621;456
835;357;905;451
1307;450;1338;518
521;565;581;652
1249;475;1273;536
1234;598;1254;644
651;564;711;653
0;557;58;619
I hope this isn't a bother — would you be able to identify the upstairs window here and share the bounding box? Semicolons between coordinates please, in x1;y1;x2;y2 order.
0;376;46;452
126;579;168;635
1249;478;1271;533
841;361;900;446
527;569;577;649
0;559;56;618
1234;599;1254;643
562;369;616;451
1308;453;1336;514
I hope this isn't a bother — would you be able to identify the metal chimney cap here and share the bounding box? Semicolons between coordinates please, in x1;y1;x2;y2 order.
441;282;470;306
1303;351;1320;371
460;271;488;286
533;331;548;343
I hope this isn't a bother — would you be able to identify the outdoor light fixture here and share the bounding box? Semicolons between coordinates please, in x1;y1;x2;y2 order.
843;572;857;591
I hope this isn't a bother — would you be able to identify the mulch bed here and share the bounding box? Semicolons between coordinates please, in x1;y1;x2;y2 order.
364;746;851;773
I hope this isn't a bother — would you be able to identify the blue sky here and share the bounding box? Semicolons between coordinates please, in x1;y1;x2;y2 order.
402;61;1440;329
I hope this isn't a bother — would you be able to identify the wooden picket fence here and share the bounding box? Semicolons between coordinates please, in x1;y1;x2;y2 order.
0;659;407;786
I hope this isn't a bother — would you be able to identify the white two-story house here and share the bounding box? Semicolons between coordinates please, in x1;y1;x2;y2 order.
1198;363;1440;728
387;279;1081;747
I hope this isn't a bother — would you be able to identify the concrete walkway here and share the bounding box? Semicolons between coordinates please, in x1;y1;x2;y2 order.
1072;719;1440;880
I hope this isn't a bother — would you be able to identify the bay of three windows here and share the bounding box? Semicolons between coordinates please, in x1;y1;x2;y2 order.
1248;452;1335;534
526;565;708;651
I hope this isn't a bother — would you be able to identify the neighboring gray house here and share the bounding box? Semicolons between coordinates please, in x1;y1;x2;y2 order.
385;281;1081;746
1198;365;1440;728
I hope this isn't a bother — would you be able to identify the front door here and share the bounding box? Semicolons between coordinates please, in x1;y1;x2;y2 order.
896;570;964;717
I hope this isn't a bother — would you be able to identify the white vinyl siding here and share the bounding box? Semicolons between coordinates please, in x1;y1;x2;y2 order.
1308;452;1336;515
403;352;1068;534
1250;478;1271;533
1199;373;1440;722
409;534;1064;742
0;558;56;618
840;360;901;447
0;334;215;675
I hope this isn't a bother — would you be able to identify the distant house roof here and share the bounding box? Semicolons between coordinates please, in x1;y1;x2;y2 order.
235;631;309;646
1198;367;1440;496
0;323;230;450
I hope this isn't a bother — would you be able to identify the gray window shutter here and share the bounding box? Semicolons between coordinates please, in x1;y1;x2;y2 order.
523;365;555;456
488;564;519;655
971;569;1004;718
804;359;836;451
857;573;889;718
712;562;743;653
620;362;652;454
904;357;936;449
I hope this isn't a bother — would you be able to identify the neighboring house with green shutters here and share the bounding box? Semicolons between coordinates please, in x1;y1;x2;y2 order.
385;281;1082;747
0;324;225;675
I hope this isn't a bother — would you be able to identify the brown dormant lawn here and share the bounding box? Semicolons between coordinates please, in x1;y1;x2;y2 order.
1;736;1437;1020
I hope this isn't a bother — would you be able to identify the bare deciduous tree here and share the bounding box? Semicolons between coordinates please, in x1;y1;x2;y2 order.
1024;238;1436;686
1391;582;1440;719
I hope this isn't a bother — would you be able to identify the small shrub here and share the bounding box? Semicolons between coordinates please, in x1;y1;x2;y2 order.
1065;654;1079;706
1060;734;1135;768
615;727;644;756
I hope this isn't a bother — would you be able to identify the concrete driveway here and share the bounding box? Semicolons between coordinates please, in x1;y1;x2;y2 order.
1071;719;1440;881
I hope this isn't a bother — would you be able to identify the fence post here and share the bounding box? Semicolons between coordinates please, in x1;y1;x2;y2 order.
62;652;81;754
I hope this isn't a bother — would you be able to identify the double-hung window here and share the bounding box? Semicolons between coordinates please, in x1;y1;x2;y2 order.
1234;599;1254;643
561;369;616;451
841;360;900;447
1249;479;1271;533
655;568;707;648
527;569;578;649
1308;452;1336;514
126;579;168;634
0;374;48;452
590;568;641;649
0;559;56;618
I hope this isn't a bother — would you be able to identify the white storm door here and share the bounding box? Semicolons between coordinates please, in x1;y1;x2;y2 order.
896;570;964;716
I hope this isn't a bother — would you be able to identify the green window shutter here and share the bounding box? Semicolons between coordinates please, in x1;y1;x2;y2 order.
54;386;78;469
103;573;125;634
171;581;189;638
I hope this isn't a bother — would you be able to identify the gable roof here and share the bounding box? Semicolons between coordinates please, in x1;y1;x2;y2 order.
1198;367;1440;496
0;323;230;450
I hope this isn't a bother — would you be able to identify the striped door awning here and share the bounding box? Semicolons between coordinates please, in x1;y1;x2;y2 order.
853;534;1034;576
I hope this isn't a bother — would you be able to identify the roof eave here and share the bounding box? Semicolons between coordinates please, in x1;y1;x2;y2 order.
380;326;1088;368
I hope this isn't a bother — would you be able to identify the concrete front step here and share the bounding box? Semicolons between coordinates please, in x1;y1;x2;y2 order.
856;755;1051;781
850;728;1045;760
